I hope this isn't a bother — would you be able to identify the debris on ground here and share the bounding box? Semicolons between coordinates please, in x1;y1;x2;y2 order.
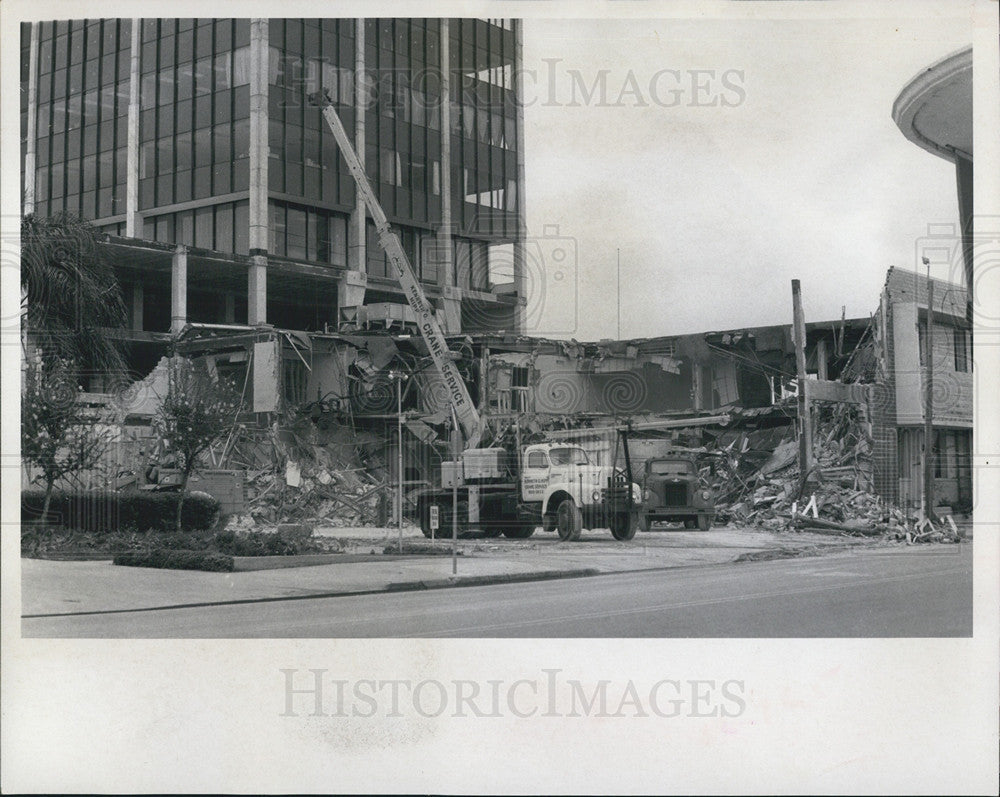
695;402;963;543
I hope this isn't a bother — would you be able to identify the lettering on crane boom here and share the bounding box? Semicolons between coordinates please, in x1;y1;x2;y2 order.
310;91;480;442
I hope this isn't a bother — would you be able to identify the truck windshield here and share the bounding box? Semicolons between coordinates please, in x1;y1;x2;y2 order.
549;447;589;465
649;460;695;476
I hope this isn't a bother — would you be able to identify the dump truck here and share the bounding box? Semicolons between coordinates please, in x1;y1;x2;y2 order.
637;454;715;531
414;436;643;541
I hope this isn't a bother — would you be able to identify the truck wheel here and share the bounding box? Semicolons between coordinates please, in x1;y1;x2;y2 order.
556;500;582;541
697;513;712;531
542;514;556;533
502;525;535;539
610;511;638;541
637;512;650;533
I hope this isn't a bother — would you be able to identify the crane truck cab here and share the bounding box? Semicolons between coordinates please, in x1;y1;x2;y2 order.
521;443;641;541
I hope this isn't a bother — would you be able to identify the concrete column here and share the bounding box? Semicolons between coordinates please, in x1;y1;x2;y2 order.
436;19;461;334
170;245;188;333
816;338;829;381
336;18;368;328
248;254;267;325
511;19;528;334
337;270;367;324
691;363;703;411
126;19;141;236
248;18;269;253
437;18;454;289
130;283;144;331
223;293;236;324
23;23;39;215
347;18;367;272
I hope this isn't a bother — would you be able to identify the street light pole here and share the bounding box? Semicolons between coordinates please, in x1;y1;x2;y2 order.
394;372;405;554
451;404;459;575
923;260;936;523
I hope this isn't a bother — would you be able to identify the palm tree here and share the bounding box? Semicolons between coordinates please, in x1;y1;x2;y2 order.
21;212;126;375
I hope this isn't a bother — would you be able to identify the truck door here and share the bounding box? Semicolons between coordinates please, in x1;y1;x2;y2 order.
521;449;550;502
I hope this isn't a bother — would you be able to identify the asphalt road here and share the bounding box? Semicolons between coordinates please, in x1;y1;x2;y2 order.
23;545;972;638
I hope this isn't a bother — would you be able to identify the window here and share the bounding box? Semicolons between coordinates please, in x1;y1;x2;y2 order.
954;328;970;372
232;46;250;86
511;366;530;412
526;451;548;469
550;447;589;466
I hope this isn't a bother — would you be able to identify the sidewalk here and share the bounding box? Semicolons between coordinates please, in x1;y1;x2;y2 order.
21;527;884;617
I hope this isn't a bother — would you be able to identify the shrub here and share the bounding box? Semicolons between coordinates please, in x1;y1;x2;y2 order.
214;527;315;557
113;549;234;572
21;489;221;533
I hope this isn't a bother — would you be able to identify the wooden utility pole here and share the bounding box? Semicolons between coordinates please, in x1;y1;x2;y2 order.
791;280;813;493
923;272;936;522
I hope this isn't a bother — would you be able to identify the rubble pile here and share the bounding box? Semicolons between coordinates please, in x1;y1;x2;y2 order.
217;412;392;527
698;404;961;542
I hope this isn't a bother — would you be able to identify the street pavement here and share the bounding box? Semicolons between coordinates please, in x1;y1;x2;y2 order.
22;545;971;637
21;525;883;618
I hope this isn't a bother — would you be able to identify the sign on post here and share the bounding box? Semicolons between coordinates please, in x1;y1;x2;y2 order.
429;504;439;531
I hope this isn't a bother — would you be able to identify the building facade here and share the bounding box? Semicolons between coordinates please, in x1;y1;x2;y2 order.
858;267;973;512
20;17;527;373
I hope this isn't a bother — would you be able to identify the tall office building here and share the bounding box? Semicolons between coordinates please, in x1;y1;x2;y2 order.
21;18;527;373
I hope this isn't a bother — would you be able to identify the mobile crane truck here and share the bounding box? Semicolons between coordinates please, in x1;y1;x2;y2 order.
309;89;642;542
415;430;643;541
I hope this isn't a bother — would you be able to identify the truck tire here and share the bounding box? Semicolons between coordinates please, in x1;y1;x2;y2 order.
610;511;638;541
697;513;712;531
502;525;535;539
556;499;582;542
637;512;650;533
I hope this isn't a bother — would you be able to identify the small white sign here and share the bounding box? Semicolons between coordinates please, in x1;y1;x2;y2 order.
429;504;439;531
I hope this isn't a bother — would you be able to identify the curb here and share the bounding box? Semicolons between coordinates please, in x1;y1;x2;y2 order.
386;568;601;592
22;567;602;619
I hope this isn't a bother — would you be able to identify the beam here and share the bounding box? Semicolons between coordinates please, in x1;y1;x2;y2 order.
791;279;813;492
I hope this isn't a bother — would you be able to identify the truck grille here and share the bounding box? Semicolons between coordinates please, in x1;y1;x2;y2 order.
662;483;688;507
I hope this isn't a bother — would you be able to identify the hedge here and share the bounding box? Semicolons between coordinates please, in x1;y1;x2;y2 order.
21;490;221;533
113;549;234;572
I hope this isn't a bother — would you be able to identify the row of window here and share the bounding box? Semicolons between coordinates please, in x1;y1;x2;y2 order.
269;201;348;265
142;200;250;255
37;20;130;72
140;47;250;108
918;323;972;373
141;122;249;178
139;159;249;208
448;19;519;237
31;20;132;222
140;19;250;64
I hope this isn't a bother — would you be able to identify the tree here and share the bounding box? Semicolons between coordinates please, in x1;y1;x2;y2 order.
21;355;115;524
153;358;243;532
21;212;126;375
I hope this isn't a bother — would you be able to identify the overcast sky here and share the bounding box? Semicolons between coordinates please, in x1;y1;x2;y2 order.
519;7;972;340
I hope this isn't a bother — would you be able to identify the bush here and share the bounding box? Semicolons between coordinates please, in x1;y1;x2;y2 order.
113;549;234;572
214;527;315;557
21;490;221;533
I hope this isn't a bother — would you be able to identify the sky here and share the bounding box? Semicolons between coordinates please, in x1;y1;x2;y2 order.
519;7;973;340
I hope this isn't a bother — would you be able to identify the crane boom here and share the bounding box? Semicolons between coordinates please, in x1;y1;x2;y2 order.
309;90;481;447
